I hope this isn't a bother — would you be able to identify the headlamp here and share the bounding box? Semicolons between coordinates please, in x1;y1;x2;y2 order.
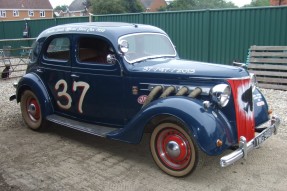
210;84;231;107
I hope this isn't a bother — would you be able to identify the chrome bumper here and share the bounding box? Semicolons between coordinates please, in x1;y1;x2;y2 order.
220;115;280;167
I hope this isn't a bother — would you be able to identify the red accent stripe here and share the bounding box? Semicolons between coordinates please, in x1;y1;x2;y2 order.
228;79;255;142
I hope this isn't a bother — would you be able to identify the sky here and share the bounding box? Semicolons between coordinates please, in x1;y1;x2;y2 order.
49;0;252;8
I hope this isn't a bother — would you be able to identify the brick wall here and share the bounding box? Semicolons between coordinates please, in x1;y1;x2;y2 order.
0;10;53;21
270;0;287;5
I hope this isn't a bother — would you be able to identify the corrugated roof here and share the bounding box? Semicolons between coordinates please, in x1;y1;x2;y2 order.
0;0;53;9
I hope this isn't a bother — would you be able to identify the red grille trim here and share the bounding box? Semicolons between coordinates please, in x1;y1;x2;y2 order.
228;78;255;142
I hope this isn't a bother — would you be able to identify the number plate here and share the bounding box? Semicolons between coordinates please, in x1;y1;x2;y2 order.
254;125;274;147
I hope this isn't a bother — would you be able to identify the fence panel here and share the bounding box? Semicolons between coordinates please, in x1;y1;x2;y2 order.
95;13;142;23
1;6;287;65
56;16;89;25
28;19;56;38
0;38;35;79
143;11;210;62
0;22;5;39
208;7;287;65
94;6;287;65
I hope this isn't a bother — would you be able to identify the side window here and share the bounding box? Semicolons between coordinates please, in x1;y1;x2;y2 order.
45;37;70;61
77;37;114;64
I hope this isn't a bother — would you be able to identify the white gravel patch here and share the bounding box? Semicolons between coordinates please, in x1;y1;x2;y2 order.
260;88;287;138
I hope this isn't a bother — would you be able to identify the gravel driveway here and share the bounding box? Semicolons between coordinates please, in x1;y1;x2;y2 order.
0;78;286;191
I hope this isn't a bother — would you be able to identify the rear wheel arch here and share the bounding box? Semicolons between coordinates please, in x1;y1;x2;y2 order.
17;85;31;103
17;80;54;123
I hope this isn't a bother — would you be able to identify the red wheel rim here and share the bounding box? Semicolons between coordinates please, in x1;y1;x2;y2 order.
156;128;191;170
27;98;40;122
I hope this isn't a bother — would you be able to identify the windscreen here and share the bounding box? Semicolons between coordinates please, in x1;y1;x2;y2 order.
119;33;176;64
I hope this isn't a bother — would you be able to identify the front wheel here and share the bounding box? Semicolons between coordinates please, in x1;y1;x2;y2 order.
150;122;199;177
20;90;44;131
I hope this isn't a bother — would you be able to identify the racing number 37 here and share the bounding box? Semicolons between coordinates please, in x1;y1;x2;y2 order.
55;79;90;114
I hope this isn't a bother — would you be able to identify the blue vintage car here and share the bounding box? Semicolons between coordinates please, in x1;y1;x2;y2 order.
11;22;280;177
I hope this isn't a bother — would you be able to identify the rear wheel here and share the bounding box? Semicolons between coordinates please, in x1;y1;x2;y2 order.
20;90;44;130
150;122;199;177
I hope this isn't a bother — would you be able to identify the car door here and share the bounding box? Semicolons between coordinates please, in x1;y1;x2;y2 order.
40;35;77;116
71;35;125;126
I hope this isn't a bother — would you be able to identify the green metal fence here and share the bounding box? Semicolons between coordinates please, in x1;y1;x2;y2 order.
95;6;287;65
0;6;287;65
0;17;89;49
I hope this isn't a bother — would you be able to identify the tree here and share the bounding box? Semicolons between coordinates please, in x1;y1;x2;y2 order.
83;0;92;8
123;0;144;13
54;5;69;12
192;0;237;9
243;0;270;7
91;0;126;14
160;0;237;11
166;0;196;11
90;0;143;15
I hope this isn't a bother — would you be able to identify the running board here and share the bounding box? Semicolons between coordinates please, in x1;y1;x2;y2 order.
46;114;119;137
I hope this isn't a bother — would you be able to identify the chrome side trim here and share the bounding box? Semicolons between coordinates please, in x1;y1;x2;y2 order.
220;115;280;167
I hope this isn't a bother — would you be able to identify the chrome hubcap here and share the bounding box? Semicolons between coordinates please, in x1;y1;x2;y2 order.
28;104;36;116
27;100;40;122
166;141;180;158
156;128;191;170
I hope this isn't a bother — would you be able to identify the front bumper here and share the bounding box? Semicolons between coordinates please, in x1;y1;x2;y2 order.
220;115;280;167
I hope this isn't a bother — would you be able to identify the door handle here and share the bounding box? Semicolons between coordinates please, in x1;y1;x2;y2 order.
71;74;79;78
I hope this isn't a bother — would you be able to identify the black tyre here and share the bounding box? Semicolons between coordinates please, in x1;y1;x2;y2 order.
150;122;200;177
20;90;44;130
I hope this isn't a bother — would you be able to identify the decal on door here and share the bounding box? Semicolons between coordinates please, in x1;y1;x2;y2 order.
138;95;147;104
55;79;90;114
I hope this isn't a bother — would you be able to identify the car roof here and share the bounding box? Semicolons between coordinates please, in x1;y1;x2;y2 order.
37;22;167;42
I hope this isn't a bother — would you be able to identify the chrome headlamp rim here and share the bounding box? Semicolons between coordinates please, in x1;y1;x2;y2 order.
210;84;231;108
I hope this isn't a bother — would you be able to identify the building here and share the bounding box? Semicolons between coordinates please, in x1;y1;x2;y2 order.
0;0;53;21
63;0;90;17
57;0;173;18
140;0;167;12
270;0;287;5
